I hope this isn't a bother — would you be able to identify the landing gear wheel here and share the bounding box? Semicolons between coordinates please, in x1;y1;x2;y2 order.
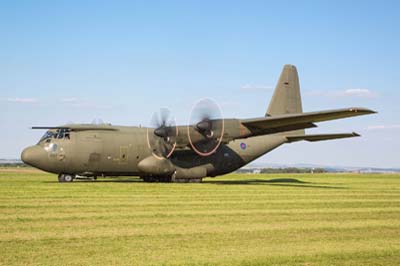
58;174;75;183
142;176;154;182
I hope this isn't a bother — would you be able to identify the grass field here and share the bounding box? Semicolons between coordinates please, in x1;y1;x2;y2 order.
0;168;399;266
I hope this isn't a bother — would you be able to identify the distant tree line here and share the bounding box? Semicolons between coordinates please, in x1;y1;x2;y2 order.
237;167;326;174
0;163;29;168
260;167;326;173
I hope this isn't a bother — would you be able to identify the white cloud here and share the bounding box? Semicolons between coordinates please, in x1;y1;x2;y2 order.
60;98;112;109
306;88;378;99
339;89;377;98
241;84;273;91
7;98;38;103
61;97;79;103
367;124;400;130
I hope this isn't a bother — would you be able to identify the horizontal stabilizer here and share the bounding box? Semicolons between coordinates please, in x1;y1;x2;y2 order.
286;132;360;143
242;107;376;132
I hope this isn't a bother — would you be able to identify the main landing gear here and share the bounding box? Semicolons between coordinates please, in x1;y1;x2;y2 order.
58;174;75;183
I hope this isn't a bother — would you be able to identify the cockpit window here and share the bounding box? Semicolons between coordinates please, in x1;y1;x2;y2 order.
38;129;71;143
39;131;56;143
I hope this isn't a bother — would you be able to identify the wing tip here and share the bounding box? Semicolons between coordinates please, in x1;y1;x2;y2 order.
349;107;377;114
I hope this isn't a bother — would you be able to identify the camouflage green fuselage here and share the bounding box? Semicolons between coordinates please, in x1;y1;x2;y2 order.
31;126;286;178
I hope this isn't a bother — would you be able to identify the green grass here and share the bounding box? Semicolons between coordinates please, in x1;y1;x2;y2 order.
1;169;400;266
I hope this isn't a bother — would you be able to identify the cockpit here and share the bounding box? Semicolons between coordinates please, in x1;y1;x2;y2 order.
38;129;71;143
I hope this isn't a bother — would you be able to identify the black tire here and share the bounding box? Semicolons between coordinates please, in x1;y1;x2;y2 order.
58;174;74;183
141;176;151;182
158;176;172;183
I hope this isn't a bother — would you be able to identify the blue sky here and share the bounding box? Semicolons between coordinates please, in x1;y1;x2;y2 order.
1;1;399;167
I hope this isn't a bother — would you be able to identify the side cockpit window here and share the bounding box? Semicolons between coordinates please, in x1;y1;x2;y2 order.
56;129;71;139
56;129;64;139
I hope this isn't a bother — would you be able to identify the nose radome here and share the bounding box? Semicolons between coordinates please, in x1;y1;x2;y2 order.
21;147;31;164
21;146;44;166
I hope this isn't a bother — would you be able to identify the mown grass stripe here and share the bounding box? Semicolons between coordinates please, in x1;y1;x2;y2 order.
0;170;399;265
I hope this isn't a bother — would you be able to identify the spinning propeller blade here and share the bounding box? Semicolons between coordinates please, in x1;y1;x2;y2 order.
147;108;178;159
187;98;224;156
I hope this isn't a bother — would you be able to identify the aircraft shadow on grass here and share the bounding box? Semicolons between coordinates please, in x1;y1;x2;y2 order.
45;177;345;189
204;178;346;189
44;178;142;183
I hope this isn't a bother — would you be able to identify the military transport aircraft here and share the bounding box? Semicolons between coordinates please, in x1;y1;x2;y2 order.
21;65;376;183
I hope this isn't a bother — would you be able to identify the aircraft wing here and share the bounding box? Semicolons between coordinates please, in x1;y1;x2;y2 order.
241;107;375;133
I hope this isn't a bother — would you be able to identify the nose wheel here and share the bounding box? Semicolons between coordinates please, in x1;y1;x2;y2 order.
58;174;75;182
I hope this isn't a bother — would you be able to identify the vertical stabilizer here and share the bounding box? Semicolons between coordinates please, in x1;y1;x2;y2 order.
267;64;304;135
267;64;302;116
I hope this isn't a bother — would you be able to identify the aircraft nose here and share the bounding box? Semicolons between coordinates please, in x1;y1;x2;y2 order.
21;145;45;167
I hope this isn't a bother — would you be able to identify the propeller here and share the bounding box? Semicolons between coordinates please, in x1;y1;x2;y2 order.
187;98;224;156
146;108;178;159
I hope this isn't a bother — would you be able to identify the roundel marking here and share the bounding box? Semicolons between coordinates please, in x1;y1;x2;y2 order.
240;142;247;150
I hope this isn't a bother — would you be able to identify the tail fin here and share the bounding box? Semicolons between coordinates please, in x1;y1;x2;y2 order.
266;64;304;135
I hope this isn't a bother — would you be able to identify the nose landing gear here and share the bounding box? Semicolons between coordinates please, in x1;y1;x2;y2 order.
58;174;75;182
